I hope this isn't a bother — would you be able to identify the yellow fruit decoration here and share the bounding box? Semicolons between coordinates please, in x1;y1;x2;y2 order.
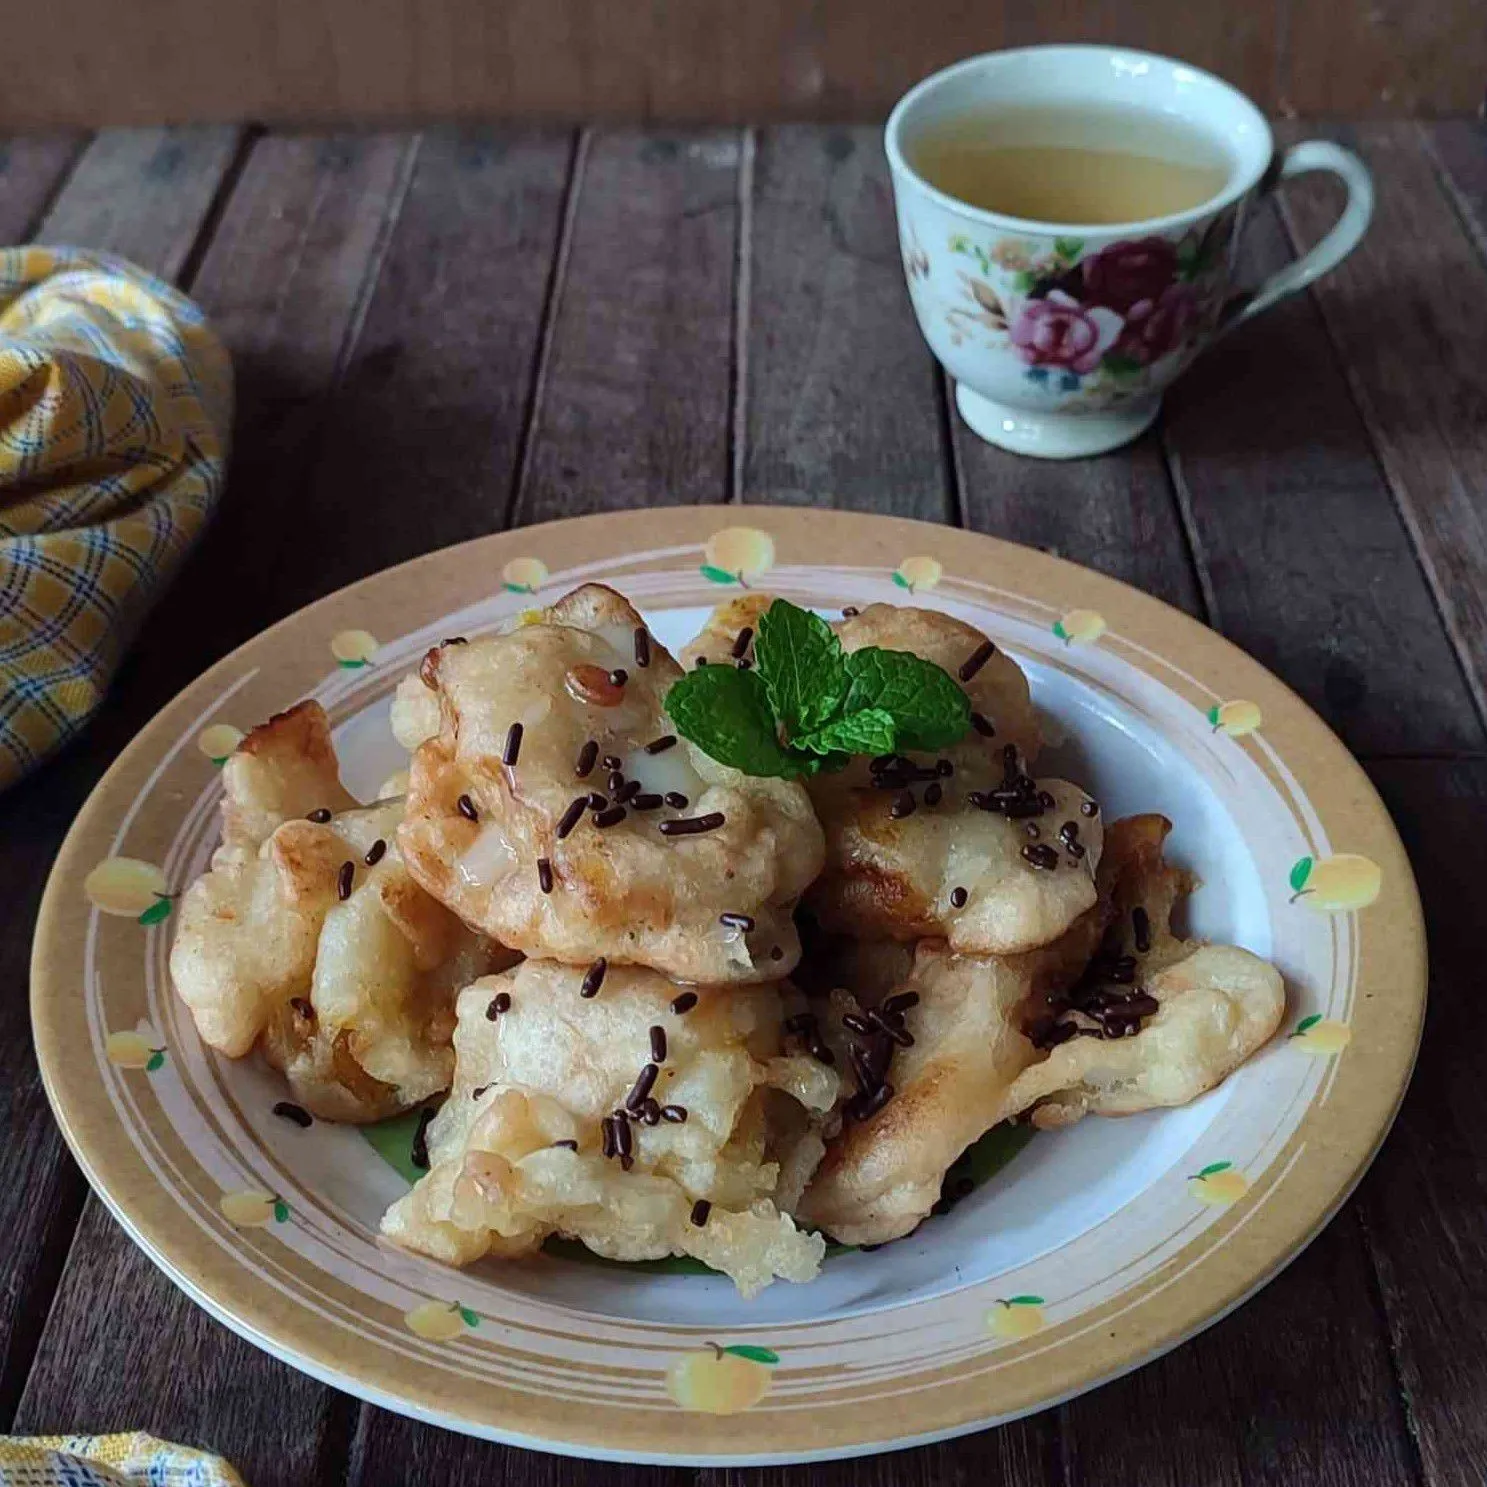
404;1299;480;1342
1290;1015;1352;1054
106;1031;166;1072
666;1341;779;1414
702;528;775;587
219;1190;290;1226
502;557;550;594
1053;609;1106;645
893;555;943;594
987;1296;1046;1341
1188;1162;1249;1206
84;858;172;924
331;629;379;668
1207;700;1262;737
196;723;245;764
1288;854;1382;913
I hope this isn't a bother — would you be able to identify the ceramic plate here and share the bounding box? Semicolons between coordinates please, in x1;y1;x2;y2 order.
32;506;1424;1464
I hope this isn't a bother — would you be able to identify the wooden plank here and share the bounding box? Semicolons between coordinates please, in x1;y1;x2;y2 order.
0;121;247;1431
1427;120;1487;264
1278;121;1487;735
1362;759;1487;1487
0;134;85;244
1161;197;1485;758
740;125;952;519
36;126;244;280
953;428;1202;617
1061;1215;1415;1487
12;1200;356;1482
11;0;1475;128
512;129;739;524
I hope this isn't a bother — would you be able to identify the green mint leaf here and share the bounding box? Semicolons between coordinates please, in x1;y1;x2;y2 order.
842;648;970;752
666;665;809;778
795;707;897;757
755;599;848;737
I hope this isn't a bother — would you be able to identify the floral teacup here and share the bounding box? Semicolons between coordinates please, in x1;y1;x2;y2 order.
886;46;1373;459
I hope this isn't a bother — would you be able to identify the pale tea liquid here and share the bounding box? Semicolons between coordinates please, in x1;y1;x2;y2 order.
908;104;1231;225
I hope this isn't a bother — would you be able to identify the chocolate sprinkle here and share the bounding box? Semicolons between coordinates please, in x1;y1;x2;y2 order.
273;1101;313;1128
603;754;623;771
695;656;708;666
607;769;625;793
575;740;599;778
472;1085;490;1100
601;1116;617;1158
364;838;387;867
670;991;698;1015
337;860;355;900
502;721;523;766
289;996;316;1025
771;945;784;961
625;1063;659;1111
1133;906;1152;953
690;1199;711;1227
1026;823;1041;839
538;857;554;893
556;795;589;839
890;789;916;818
737;658;753;670
959;640;997;681
613;1112;634;1158
552;1139;579;1151
719;911;755;931
588;791;610;810
882;990;920;1014
659;812;726;837
970;711;996;738
664;791;689;809
661;1104;688;1123
1081;799;1100;817
411;1107;435;1168
306;807;332;824
1022;843;1060;871
592;804;627;828
924;781;943;807
456;793;479;822
630;792;663;810
644;734;677;754
609;668;629;687
949;886;968;908
485;991;512;1020
442;635;468;646
580;958;607;998
731;626;753;659
868;1008;914;1047
842;606;860;617
640;1099;662;1126
842;1012;873;1036
634;627;651;667
650;1025;667;1062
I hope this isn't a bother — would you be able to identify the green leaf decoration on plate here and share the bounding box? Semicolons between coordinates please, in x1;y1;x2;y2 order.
137;894;172;927
1006;1295;1045;1307
272;1200;290;1223
1206;704;1222;727
1195;1161;1232;1179
700;564;739;584
892;570;911;589
1289;857;1314;893
458;1305;481;1328
723;1345;780;1366
1293;1013;1323;1036
145;1049;166;1072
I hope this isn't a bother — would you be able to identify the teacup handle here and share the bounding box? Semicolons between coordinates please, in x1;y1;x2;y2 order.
1222;140;1374;333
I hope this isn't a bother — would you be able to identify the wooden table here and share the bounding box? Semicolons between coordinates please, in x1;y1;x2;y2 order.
3;118;1485;1487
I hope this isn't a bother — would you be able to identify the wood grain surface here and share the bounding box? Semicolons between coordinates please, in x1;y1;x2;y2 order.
10;0;1486;130
4;118;1487;1487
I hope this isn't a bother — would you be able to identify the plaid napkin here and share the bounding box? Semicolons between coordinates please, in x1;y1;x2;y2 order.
0;246;231;791
0;1433;246;1485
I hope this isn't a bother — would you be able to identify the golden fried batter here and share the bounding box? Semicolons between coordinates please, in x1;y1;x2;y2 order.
170;713;508;1120
796;815;1284;1245
398;584;824;983
381;960;838;1296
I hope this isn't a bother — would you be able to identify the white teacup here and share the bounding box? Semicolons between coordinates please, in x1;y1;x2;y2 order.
885;46;1373;459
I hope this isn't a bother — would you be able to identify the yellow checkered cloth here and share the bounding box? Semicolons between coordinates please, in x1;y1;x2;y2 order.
0;246;231;791
0;1433;246;1485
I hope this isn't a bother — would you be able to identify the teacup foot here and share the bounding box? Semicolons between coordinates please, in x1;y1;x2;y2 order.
955;385;1161;460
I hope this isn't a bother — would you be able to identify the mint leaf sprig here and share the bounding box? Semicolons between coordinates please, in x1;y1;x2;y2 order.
665;599;971;778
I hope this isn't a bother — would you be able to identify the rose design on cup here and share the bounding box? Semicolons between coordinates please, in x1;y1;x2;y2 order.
1117;283;1202;365
1081;237;1181;314
1010;292;1123;375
